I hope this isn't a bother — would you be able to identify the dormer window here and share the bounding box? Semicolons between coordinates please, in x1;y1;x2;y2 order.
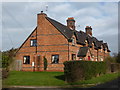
30;39;37;46
72;37;75;46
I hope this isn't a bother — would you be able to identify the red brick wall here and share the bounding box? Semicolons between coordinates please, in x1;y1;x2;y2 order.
16;13;69;71
16;13;110;72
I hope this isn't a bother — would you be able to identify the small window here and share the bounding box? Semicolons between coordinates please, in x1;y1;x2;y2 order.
51;55;59;64
72;38;75;46
23;56;30;64
30;39;37;46
72;54;76;60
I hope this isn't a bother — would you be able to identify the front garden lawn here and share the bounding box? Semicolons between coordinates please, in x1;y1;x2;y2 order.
3;71;67;86
3;71;120;87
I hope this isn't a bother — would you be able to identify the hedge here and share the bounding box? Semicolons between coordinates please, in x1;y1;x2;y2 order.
111;63;120;73
64;61;107;83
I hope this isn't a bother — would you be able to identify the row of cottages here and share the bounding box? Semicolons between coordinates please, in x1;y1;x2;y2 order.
16;11;111;71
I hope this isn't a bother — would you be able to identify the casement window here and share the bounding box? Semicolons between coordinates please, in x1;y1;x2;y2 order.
72;38;75;46
30;39;37;46
51;55;59;64
23;56;30;64
72;54;76;60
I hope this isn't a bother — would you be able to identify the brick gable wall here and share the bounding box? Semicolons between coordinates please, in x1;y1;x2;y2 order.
16;13;110;72
16;13;69;71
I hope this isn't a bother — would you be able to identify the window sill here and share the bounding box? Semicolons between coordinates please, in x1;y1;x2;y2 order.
23;63;30;64
51;63;59;64
30;46;37;47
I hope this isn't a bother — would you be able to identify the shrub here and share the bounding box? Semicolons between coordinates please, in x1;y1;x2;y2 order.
104;56;116;63
43;56;48;71
116;52;120;63
2;68;9;79
64;60;107;83
111;63;120;73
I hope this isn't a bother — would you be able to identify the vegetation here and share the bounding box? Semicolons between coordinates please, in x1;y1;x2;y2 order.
104;56;117;63
3;71;66;86
64;61;107;83
43;56;48;70
2;48;17;79
116;52;120;63
3;71;120;87
70;72;120;86
2;48;17;69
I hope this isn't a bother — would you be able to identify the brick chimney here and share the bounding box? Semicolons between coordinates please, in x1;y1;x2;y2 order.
66;17;75;30
85;26;92;36
37;11;47;26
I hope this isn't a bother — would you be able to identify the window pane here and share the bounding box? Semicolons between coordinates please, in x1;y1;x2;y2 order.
52;55;59;64
30;39;37;46
23;57;26;64
23;56;30;64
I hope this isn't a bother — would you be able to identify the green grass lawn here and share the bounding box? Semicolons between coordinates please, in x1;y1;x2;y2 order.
3;71;120;87
3;71;67;86
71;72;120;85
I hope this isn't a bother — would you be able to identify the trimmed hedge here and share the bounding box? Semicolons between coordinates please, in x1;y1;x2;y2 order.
64;61;107;83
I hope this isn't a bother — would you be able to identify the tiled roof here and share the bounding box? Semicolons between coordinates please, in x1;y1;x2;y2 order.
97;41;103;49
86;35;93;48
75;31;87;45
102;43;111;52
46;17;74;40
46;16;110;52
77;47;88;57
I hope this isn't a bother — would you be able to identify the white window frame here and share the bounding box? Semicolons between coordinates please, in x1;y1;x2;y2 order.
23;56;30;64
30;39;37;46
51;55;59;64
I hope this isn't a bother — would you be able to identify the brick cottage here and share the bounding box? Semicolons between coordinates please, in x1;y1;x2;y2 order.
15;11;110;71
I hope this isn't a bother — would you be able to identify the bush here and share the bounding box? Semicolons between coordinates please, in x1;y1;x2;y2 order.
43;56;48;70
116;52;120;63
2;68;9;79
111;63;120;73
2;55;9;69
104;56;116;63
64;61;107;83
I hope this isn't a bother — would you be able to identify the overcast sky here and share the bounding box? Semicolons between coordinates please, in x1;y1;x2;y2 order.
1;2;118;55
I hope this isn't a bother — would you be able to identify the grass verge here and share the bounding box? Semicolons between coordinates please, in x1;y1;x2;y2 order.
70;72;120;86
2;71;120;87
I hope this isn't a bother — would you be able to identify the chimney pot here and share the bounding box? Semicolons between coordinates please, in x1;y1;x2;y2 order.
66;17;75;30
85;26;92;36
